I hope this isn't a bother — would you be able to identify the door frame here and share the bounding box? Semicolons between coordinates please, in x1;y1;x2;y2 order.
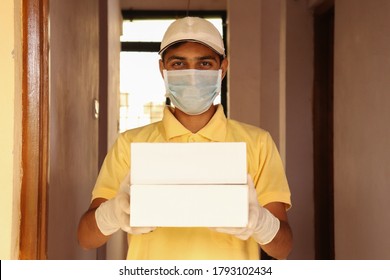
19;0;49;259
313;2;335;259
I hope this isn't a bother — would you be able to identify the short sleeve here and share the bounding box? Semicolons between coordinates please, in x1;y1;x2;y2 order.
253;132;291;210
91;133;131;201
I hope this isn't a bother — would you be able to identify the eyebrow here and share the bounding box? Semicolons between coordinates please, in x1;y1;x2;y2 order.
166;55;218;63
166;55;185;62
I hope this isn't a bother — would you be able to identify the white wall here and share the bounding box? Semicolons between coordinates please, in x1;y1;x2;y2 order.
334;0;390;259
0;0;22;260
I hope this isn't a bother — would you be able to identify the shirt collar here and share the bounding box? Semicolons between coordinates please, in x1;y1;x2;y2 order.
197;105;227;142
162;105;227;141
162;106;191;139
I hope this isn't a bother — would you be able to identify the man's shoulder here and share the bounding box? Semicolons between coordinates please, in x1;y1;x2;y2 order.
120;121;163;141
227;118;269;137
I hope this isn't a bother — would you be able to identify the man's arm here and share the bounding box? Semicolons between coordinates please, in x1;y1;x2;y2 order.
261;202;293;260
77;198;110;249
78;187;156;250
212;175;292;260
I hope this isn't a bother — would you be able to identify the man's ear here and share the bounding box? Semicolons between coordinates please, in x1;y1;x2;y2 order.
221;58;229;79
159;59;164;78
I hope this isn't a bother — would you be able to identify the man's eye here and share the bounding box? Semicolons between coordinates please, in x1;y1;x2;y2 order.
172;61;184;67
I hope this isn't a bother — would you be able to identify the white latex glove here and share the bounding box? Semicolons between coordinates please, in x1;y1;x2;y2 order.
213;175;280;245
95;173;156;236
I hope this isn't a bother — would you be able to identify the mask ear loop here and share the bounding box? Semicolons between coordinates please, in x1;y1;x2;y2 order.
217;69;222;94
162;69;172;106
219;65;225;81
162;69;170;98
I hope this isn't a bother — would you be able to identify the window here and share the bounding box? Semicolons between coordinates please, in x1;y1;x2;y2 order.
120;11;227;132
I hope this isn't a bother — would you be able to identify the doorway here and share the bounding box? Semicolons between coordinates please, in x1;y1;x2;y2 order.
313;4;335;260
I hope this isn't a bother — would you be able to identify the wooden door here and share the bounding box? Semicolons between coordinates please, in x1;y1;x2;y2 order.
47;0;100;259
19;0;101;259
19;0;49;260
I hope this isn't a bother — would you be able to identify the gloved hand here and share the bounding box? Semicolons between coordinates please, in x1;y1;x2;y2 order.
213;175;280;245
95;173;156;236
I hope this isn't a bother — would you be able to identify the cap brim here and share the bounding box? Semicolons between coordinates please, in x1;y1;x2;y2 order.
159;39;225;57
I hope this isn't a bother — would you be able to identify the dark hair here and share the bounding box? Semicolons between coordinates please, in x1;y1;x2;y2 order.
161;42;187;62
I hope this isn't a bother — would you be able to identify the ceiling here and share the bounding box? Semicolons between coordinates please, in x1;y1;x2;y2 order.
120;0;227;11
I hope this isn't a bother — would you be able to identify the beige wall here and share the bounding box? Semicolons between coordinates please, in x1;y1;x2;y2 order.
0;0;21;260
0;0;15;260
334;0;390;259
107;0;121;150
228;0;315;259
285;0;315;260
228;0;286;155
104;0;126;260
228;0;262;126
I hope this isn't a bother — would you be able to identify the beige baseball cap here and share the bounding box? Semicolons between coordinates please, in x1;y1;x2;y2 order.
159;17;225;57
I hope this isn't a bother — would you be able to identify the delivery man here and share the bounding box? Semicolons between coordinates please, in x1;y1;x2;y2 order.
78;17;292;260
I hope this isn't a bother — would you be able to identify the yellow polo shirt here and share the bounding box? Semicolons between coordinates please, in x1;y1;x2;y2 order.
92;105;291;260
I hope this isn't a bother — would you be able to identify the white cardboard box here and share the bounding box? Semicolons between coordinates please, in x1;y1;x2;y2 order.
130;142;247;185
129;142;248;227
130;184;248;227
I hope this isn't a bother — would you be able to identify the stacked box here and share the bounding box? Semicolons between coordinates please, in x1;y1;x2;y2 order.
130;142;248;227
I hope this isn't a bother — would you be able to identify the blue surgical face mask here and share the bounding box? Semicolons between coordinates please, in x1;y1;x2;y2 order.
163;69;222;115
